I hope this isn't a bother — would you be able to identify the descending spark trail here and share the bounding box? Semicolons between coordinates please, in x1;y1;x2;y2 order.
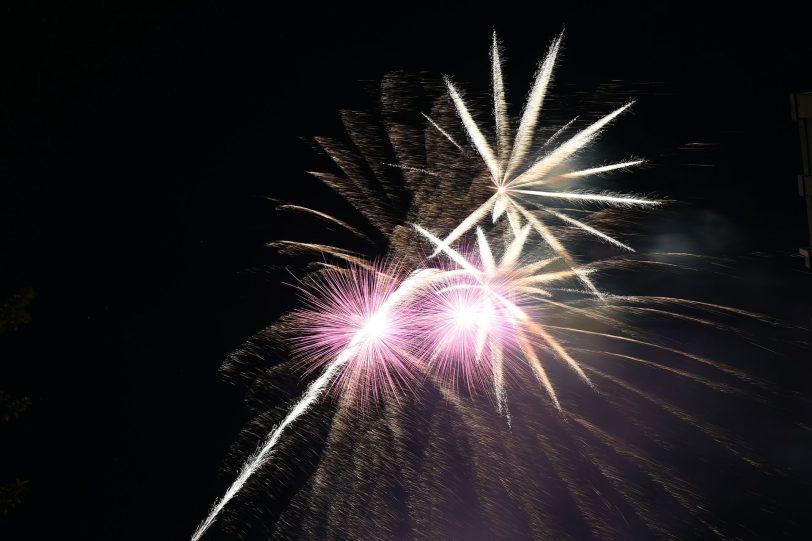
191;268;440;540
190;352;349;541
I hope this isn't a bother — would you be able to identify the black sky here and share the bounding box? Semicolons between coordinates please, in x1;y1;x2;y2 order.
1;3;811;540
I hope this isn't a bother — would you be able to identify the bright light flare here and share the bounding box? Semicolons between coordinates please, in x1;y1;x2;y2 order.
434;33;660;296
415;223;592;410
290;265;434;404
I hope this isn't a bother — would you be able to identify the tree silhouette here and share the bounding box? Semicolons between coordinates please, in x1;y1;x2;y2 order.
0;288;34;516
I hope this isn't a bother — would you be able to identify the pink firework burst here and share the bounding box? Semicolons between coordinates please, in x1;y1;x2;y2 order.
414;271;520;395
289;264;428;405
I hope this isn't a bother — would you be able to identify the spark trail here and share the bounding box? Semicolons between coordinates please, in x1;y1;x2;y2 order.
191;268;441;540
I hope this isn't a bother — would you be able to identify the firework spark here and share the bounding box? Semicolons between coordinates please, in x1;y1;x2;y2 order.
437;32;660;296
191;266;441;540
414;223;593;411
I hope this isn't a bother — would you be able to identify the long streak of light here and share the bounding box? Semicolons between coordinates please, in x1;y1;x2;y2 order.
276;204;372;241
561;159;646;179
502;32;563;182
511;159;645;187
190;350;350;541
422;112;463;151
491;31;510;166
476;227;496;274
512;189;659;206
445;78;501;181
509;102;635;186
525;319;593;386
512;203;603;297
429;195;497;257
383;162;441;177
269;241;376;270
547;209;635;252
490;340;509;422
539;117;577;150
517;330;561;410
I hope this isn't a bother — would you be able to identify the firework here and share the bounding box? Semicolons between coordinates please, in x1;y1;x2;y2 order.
189;33;794;540
436;32;659;297
191;266;442;540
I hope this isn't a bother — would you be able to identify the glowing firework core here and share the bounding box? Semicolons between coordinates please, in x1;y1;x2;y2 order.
361;312;389;341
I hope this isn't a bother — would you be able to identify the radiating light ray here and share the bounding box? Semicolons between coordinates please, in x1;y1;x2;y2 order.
524;318;593;387
547;209;635;252
491;31;510;165
512;188;660;206
476;227;496;274
512;159;646;187
505;206;522;235
512;202;603;297
429;194;497;257
517;267;593;285
561;159;646;179
422;112;464;151
490;340;509;421
509;102;635;186
445;78;501;182
517;329;561;410
539;117;577;150
500;223;532;269
514;285;553;297
503;32;563;182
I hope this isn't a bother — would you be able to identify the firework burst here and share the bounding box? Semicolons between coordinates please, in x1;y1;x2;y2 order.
434;32;660;296
188;33;799;541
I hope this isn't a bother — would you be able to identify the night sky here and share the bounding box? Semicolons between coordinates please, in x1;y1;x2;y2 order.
2;3;811;540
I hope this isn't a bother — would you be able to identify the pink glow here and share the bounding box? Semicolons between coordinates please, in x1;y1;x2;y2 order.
290;265;424;404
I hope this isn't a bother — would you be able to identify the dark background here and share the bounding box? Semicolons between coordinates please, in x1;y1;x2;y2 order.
1;2;811;539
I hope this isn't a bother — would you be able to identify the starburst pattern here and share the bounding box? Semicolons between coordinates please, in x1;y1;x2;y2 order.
435;32;659;296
